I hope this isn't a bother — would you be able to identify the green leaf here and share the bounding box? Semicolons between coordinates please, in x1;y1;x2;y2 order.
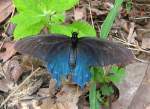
12;0;79;39
90;67;105;83
100;0;123;39
50;13;65;24
11;10;45;40
100;85;114;96
125;0;132;13
69;21;96;37
11;12;43;25
13;22;44;40
50;24;72;36
109;66;126;83
50;21;96;37
89;82;100;109
13;0;42;13
47;0;79;12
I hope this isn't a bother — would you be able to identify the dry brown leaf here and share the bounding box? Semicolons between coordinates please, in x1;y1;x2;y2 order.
25;78;43;96
74;8;86;20
146;105;150;109
0;79;11;92
142;37;150;49
0;0;14;23
120;19;130;33
6;23;16;36
39;84;82;109
37;88;50;97
3;57;23;82
0;41;16;62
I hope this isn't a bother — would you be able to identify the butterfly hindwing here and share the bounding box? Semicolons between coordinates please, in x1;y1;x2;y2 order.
47;43;71;87
71;42;98;88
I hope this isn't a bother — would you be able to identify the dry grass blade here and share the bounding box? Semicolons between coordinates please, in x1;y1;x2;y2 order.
88;0;94;28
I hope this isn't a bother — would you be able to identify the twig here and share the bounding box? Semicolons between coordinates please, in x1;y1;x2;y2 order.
136;28;150;32
88;0;94;28
4;5;15;33
133;3;150;6
0;37;7;50
0;67;41;108
135;57;150;64
114;37;150;54
130;16;150;20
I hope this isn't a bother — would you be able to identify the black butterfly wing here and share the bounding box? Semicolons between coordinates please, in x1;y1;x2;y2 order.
77;37;134;66
14;34;70;61
72;37;134;87
14;34;71;86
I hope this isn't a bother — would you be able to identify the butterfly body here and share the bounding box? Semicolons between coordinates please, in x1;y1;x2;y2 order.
14;32;134;88
71;32;78;48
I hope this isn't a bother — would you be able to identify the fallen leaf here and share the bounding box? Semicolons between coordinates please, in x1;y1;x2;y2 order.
26;78;43;96
74;7;86;20
3;57;23;82
40;84;82;109
6;23;16;36
37;88;50;97
146;105;150;109
0;0;14;23
142;37;150;49
0;79;11;92
120;19;130;33
0;41;16;62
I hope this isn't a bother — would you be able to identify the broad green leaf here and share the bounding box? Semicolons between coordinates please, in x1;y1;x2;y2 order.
69;21;96;37
50;13;65;24
109;66;125;83
13;21;44;40
13;0;42;13
13;0;29;12
11;11;45;40
100;0;123;39
50;25;72;36
47;0;79;12
50;21;96;37
89;82;100;109
12;0;79;40
11;12;43;25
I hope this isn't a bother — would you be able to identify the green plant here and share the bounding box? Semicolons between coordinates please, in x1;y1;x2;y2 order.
100;0;123;39
90;0;124;108
89;66;125;108
125;0;132;13
11;0;96;40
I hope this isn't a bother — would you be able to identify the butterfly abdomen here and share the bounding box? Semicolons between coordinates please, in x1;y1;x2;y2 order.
69;49;77;69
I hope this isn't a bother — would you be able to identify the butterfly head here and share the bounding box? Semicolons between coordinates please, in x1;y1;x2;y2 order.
71;32;78;48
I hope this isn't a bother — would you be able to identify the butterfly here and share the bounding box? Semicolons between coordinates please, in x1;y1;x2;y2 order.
14;32;134;88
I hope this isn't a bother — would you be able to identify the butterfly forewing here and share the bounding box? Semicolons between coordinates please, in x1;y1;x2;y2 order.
14;34;70;62
78;37;134;66
14;34;72;87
